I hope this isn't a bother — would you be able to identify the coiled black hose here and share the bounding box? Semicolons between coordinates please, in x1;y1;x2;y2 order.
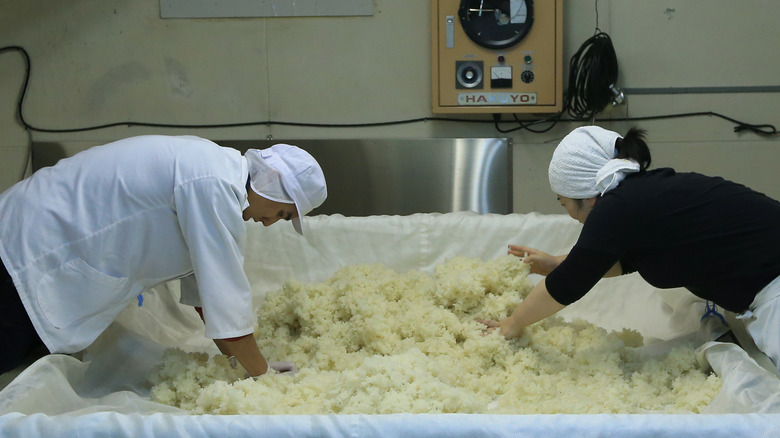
564;31;619;120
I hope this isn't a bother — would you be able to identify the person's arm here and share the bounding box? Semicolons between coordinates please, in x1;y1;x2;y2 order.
508;245;565;276
193;307;269;376
175;178;265;373
480;278;565;339
491;244;622;339
508;244;622;279
214;335;269;377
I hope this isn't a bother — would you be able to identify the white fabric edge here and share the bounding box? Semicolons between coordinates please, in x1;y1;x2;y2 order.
2;412;780;438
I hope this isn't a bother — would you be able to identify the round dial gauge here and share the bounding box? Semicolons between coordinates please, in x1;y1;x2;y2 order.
458;0;534;50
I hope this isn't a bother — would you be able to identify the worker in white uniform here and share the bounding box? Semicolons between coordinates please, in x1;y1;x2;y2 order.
0;135;327;376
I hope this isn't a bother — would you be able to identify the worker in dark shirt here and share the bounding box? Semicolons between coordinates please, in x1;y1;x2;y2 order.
480;125;780;371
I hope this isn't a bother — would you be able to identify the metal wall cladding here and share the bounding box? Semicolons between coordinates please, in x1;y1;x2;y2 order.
221;138;512;216
33;138;512;216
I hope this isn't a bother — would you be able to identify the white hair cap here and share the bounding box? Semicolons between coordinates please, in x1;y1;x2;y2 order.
245;144;327;235
246;150;293;204
548;126;640;198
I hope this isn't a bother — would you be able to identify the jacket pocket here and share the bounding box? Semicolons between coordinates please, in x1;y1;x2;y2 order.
37;259;129;329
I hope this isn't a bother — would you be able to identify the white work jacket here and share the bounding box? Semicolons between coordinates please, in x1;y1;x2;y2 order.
0;135;254;353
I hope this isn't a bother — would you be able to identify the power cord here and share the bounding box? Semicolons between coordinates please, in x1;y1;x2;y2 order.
493;27;777;136
564;31;620;120
493;26;621;134
2;45;777;137
1;46;492;133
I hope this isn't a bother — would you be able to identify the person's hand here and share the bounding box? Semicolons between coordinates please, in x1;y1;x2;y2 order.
507;245;563;276
229;356;298;379
268;361;298;375
477;318;523;340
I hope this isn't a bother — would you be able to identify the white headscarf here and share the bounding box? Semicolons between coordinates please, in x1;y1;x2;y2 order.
548;126;640;198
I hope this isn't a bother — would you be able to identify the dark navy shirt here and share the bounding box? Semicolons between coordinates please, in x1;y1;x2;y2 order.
546;168;780;312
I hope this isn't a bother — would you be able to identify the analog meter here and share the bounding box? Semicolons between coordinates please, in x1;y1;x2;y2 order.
431;0;562;114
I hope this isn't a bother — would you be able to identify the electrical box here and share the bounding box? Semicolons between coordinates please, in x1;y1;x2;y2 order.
431;0;563;114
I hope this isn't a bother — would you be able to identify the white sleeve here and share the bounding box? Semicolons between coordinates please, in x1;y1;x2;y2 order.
173;177;254;339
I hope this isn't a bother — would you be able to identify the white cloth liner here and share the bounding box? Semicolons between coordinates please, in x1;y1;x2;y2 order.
2;212;780;436
738;275;780;373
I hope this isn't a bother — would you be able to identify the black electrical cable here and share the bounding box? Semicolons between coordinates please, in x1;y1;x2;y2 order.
560;0;619;120
493;113;563;134
495;0;777;136
494;27;778;136
0;46;35;180
2;45;777;137
1;46;31;127
563;31;619;120
493;28;629;134
494;111;779;136
1;46;494;132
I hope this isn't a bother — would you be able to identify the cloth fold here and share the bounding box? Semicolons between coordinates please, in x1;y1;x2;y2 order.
595;158;641;195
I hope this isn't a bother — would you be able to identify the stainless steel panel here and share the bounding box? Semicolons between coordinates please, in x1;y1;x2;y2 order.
32;138;512;216
221;138;512;216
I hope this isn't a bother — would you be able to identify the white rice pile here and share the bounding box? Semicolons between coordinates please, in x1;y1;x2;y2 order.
149;255;721;414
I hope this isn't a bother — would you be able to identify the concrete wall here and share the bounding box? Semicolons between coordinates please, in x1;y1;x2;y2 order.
1;0;778;214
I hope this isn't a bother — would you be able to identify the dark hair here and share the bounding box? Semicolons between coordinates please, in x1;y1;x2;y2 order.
615;128;651;171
